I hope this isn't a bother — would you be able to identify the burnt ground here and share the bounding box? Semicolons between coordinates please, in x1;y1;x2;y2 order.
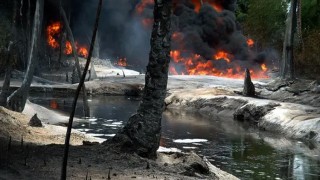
0;137;236;180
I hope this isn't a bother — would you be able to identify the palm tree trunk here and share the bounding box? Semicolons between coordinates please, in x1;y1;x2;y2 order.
108;0;172;159
7;0;44;112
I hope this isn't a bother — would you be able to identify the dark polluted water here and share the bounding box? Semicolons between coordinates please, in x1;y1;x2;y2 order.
29;95;320;180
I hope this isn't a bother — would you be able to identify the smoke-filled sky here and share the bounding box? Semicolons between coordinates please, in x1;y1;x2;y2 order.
66;0;276;77
70;0;150;67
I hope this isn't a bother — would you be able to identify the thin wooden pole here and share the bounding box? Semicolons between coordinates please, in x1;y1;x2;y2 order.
59;5;90;117
60;0;103;179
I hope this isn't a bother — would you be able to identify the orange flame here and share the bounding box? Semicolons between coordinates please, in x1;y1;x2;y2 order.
64;41;72;55
214;51;232;63
261;63;267;72
169;50;269;79
46;22;89;58
247;38;254;48
191;0;223;13
47;22;62;49
212;3;223;12
136;0;154;14
142;18;154;28
78;47;88;58
116;58;128;67
50;100;58;109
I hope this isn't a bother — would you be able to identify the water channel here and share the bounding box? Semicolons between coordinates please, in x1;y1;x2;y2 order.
29;95;320;180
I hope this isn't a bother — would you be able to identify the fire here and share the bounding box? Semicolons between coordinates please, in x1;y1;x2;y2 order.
169;65;179;75
50;99;58;109
46;22;89;58
169;50;269;79
64;41;72;55
78;47;88;58
142;18;154;28
247;38;254;48
134;1;268;79
136;0;154;15
47;22;62;49
214;51;232;63
116;58;128;67
170;50;181;63
212;3;223;12
261;63;267;72
191;0;223;13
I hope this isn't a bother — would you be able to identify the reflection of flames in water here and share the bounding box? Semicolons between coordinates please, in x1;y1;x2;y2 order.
46;22;88;58
50;99;58;109
115;58;128;67
135;0;269;79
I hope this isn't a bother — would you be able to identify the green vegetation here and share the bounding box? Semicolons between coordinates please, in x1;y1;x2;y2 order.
236;0;320;78
301;0;320;30
236;0;287;49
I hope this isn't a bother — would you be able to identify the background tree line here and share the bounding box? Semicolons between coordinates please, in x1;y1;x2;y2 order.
237;0;320;78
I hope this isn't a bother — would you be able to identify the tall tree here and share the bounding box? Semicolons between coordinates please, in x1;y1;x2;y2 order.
108;0;172;159
0;41;14;106
6;0;44;112
0;0;18;107
281;0;298;79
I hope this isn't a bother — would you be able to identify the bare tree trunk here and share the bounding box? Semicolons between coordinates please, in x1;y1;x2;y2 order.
59;4;90;117
93;30;100;58
297;0;303;48
25;0;31;68
0;42;14;106
108;0;172;159
60;0;103;179
0;0;18;107
7;0;44;112
57;21;63;69
281;0;297;80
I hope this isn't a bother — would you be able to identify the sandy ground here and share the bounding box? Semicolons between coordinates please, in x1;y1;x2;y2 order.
0;106;102;146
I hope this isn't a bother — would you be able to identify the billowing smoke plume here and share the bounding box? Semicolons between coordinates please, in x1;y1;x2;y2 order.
70;0;150;68
68;0;275;78
168;0;273;77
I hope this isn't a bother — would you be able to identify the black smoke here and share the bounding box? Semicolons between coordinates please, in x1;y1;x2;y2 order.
70;0;150;67
67;0;274;73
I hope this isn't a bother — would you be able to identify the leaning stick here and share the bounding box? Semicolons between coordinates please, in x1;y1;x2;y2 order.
60;0;103;179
